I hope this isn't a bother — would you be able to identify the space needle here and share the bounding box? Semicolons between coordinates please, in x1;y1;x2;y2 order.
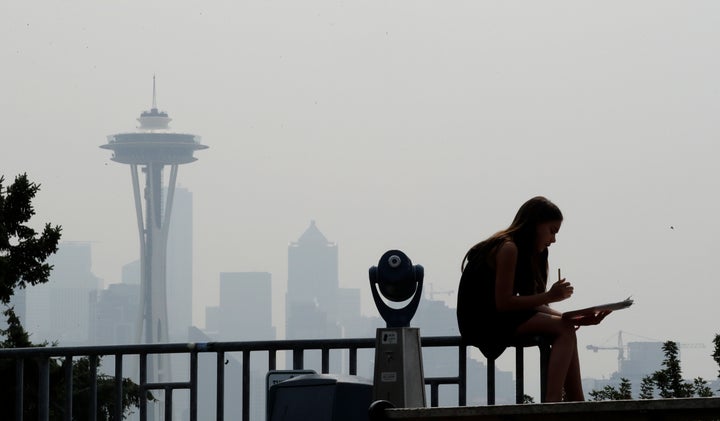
101;77;207;382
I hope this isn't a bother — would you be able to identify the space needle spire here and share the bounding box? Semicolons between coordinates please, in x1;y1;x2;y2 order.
152;74;158;110
100;78;208;391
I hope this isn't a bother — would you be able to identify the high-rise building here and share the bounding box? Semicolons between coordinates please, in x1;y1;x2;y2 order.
91;282;141;345
199;272;275;421
167;186;194;341
24;242;100;345
286;221;341;340
212;272;276;341
100;78;206;383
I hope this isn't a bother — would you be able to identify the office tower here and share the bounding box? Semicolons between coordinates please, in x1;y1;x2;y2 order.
167;186;193;341
285;221;341;340
91;282;141;345
24;241;100;345
100;77;207;383
217;272;275;341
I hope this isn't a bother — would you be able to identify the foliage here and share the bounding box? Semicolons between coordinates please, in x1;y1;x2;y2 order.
652;341;694;398
0;173;146;420
713;334;720;383
589;377;632;401
0;173;62;305
692;377;713;398
592;338;720;400
639;375;655;399
640;340;715;399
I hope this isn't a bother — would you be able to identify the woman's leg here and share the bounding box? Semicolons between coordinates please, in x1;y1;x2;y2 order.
516;313;581;402
563;342;584;401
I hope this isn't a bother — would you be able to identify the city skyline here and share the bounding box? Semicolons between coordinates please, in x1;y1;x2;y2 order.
3;0;720;385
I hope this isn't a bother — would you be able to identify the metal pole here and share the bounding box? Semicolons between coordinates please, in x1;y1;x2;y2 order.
487;358;495;405
458;345;467;406
242;351;250;421
140;353;147;421
321;348;329;374
89;355;98;421
38;358;50;421
190;351;197;421
114;355;123;421
164;387;172;421
63;356;73;421
216;351;225;421
515;346;524;404
349;347;357;375
292;349;303;370
15;359;23;421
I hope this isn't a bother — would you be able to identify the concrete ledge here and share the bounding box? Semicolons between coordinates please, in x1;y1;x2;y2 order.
375;397;720;421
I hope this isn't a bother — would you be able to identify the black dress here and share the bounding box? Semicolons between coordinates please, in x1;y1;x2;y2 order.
456;254;537;360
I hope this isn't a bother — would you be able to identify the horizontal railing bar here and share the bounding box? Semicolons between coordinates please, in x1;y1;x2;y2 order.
0;336;465;358
142;382;192;390
425;377;461;385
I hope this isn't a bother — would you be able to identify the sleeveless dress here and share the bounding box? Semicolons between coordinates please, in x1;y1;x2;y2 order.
456;254;537;360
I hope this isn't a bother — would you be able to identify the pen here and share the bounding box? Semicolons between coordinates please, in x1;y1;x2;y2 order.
558;268;561;282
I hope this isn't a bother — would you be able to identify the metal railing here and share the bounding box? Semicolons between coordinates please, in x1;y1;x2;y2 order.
0;335;545;421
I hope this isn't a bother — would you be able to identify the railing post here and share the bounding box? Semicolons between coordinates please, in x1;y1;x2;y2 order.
321;348;329;374
292;349;303;369
268;349;276;371
114;355;122;421
458;345;466;406
242;350;251;421
190;350;198;421
216;351;225;421
515;346;524;404
140;353;147;421
430;382;439;408
487;358;495;405
89;355;98;421
164;387;173;421
63;356;73;421
349;347;357;376
15;359;23;421
38;358;50;421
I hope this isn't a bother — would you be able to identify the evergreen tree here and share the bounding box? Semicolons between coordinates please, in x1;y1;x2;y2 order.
713;334;720;384
652;341;694;398
692;377;713;397
639;375;655;399
0;173;145;420
0;173;61;310
589;377;633;401
617;377;633;400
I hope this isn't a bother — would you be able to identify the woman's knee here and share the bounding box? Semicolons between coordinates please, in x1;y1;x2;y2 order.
518;313;572;337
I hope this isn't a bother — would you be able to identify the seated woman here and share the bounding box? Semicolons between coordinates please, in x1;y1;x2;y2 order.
456;196;609;402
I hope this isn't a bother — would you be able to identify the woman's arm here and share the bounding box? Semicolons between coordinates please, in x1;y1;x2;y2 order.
494;242;573;311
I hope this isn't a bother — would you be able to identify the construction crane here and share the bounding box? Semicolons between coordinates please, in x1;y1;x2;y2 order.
586;331;706;372
424;283;454;301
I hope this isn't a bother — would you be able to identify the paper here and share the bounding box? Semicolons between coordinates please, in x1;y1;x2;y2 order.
562;297;634;321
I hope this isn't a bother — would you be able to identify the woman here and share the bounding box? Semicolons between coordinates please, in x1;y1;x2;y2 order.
456;196;608;402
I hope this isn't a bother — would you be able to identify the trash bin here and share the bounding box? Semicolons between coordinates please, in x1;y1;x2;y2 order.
267;373;372;421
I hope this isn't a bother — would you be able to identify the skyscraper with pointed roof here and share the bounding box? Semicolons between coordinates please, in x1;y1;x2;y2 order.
286;221;341;340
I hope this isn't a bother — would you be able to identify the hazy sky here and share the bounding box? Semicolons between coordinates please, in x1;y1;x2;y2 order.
2;1;719;382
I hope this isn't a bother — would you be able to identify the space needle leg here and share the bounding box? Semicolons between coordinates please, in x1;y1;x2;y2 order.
131;164;147;345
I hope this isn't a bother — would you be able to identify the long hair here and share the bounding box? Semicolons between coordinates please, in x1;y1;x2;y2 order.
461;196;563;294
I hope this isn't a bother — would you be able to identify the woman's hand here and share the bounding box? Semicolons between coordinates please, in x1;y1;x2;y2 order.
547;278;574;303
573;310;612;327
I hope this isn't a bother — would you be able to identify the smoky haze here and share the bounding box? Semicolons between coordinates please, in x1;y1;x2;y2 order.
2;0;720;386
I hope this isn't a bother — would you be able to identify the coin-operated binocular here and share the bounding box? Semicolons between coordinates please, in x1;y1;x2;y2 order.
369;250;424;328
369;250;426;408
